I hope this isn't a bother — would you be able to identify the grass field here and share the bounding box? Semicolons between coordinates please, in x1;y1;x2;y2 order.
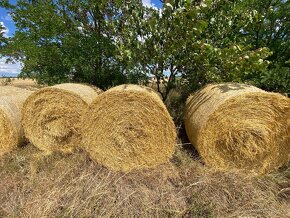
0;78;38;90
0;144;289;217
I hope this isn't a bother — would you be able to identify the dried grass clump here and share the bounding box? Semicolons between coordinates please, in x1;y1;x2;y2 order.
184;83;290;174
83;84;176;172
0;86;33;156
1;144;289;217
22;83;101;153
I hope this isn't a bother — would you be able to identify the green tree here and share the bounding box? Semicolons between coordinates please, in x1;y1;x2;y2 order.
0;22;8;49
199;0;289;92
1;0;288;94
1;0;140;88
241;0;290;92
118;0;272;99
186;0;273;87
116;3;178;100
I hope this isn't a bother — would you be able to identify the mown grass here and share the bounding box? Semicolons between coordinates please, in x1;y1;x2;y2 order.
0;144;289;218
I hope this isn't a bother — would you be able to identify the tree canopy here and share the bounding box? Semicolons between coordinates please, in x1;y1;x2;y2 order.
0;22;7;47
0;0;289;97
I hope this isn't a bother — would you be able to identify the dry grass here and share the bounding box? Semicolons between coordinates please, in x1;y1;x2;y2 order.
0;144;289;218
83;84;176;172
0;78;38;91
184;83;290;174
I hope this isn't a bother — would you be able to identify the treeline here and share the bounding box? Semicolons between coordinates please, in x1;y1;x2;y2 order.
0;0;289;99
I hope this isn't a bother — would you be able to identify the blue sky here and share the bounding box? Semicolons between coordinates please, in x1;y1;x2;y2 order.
0;0;17;37
0;0;162;76
143;0;163;8
0;0;18;76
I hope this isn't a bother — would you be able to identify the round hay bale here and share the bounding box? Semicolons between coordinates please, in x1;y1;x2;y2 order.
184;83;290;174
82;84;177;172
22;83;102;153
0;86;33;156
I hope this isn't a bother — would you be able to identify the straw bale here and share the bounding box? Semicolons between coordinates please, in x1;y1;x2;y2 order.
184;83;290;174
82;84;176;172
22;83;101;153
0;86;33;155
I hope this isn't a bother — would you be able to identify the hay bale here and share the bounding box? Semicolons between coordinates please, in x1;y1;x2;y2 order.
22;83;101;153
0;86;33;156
184;83;290;174
82;84;176;172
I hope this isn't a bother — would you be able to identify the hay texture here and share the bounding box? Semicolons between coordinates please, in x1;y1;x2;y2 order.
184;83;290;174
22;83;101;153
0;86;33;156
83;84;176;172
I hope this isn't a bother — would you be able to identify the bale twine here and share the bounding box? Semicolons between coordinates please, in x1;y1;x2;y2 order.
82;84;177;172
184;83;290;174
22;83;101;153
0;86;33;156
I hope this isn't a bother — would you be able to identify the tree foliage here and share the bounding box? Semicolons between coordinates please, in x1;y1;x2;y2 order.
1;0;289;96
0;22;8;48
1;0;136;88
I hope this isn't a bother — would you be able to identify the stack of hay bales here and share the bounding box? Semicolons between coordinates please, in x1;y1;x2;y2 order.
0;86;33;156
184;83;290;174
82;84;176;172
22;83;101;153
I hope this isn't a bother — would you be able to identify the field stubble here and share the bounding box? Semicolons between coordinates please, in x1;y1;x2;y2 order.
0;144;289;218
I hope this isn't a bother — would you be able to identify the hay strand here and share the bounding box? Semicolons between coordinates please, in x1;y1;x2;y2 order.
0;86;33;155
22;83;101;153
184;83;290;174
82;84;176;172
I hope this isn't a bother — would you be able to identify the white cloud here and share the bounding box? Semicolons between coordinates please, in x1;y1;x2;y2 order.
0;21;9;37
142;0;155;8
0;58;22;75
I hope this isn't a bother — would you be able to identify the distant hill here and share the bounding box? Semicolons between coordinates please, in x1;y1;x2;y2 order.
0;73;19;78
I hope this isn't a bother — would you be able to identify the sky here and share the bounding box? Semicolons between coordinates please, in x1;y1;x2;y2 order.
0;0;19;76
0;0;162;76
